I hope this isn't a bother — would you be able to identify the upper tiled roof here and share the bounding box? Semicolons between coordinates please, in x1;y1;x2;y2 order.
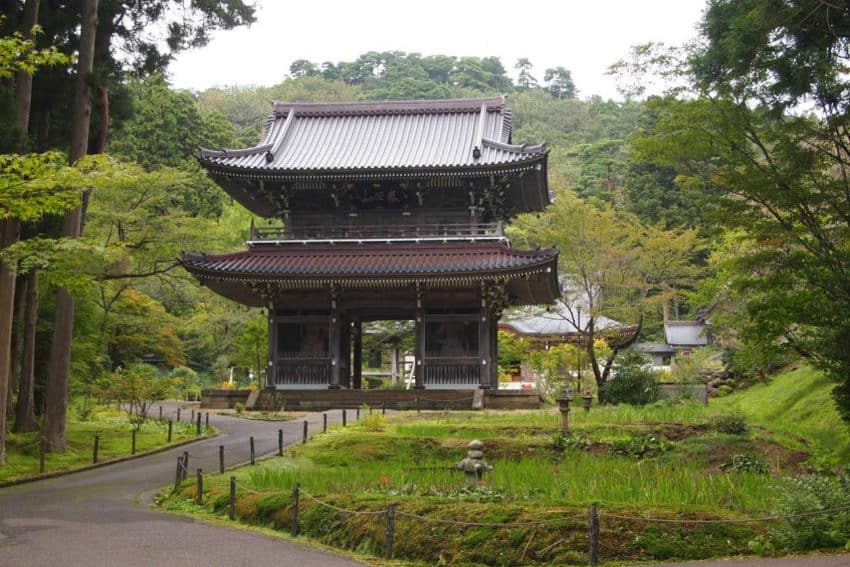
197;96;546;174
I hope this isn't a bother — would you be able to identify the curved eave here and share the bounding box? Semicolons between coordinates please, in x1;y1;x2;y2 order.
196;152;550;217
179;247;559;307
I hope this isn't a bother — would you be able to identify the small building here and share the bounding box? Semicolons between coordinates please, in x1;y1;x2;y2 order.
181;97;559;391
633;342;676;369
664;320;709;354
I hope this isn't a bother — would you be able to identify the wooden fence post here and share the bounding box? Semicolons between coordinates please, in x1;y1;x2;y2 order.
92;435;99;464
131;429;136;455
278;429;283;456
356;407;360;420
167;419;173;442
205;412;209;429
342;409;347;427
416;396;420;414
291;482;300;535
229;476;236;520
588;503;599;566
183;451;189;477
382;402;386;415
174;456;183;491
250;436;255;465
196;412;202;435
159;405;163;420
176;408;181;422
385;502;396;559
196;468;204;505
191;409;195;423
302;420;308;444
219;444;225;474
323;413;327;433
39;437;45;473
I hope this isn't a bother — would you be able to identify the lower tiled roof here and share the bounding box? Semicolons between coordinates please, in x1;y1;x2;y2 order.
181;242;556;285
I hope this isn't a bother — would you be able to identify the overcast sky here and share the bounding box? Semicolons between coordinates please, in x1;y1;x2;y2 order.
168;0;707;100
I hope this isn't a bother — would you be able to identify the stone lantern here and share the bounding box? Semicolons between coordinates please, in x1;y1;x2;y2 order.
456;440;492;485
556;387;573;435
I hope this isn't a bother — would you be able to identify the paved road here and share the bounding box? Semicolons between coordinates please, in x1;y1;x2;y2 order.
0;403;364;567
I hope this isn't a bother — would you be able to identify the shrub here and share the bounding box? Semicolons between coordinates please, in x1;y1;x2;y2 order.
603;350;659;405
609;434;672;458
235;402;245;415
713;412;749;435
769;470;850;551
720;454;768;474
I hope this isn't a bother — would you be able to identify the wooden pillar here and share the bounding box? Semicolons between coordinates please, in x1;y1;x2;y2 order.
267;306;277;388
390;348;399;385
414;309;425;389
339;314;351;389
490;309;499;389
328;310;341;389
478;303;492;390
352;319;362;389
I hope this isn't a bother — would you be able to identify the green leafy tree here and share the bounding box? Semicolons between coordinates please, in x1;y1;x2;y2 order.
110;363;173;427
514;58;537;90
511;191;702;400
543;67;576;100
631;0;850;422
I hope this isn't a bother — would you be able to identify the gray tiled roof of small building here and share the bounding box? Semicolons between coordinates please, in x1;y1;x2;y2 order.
500;302;622;335
197;97;546;172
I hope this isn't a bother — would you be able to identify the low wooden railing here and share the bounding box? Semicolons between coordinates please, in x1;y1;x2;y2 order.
275;359;330;386
249;222;504;243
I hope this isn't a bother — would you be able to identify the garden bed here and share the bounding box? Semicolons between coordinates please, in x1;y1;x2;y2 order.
158;400;840;564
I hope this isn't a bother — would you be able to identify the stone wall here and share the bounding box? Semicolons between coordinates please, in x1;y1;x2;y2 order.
201;389;251;409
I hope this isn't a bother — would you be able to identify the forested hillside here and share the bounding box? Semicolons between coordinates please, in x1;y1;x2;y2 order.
2;0;849;464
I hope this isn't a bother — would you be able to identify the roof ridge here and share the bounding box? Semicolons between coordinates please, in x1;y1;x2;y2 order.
272;96;505;118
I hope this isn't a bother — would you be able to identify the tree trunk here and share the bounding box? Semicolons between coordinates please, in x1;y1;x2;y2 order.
14;271;38;432
9;274;26;409
44;0;98;452
14;0;39;139
0;220;20;464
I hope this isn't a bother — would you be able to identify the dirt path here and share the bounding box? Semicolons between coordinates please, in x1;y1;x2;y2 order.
0;403;364;567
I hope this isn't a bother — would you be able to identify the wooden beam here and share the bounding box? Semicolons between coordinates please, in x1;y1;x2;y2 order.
328;311;341;389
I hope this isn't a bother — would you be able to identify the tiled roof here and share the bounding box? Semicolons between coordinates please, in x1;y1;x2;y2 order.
500;301;623;335
197;97;546;174
180;242;556;284
664;321;708;346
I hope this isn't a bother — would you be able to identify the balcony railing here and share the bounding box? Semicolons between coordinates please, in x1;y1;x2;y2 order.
248;222;506;245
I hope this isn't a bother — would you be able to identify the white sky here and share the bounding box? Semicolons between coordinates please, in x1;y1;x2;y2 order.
169;0;707;100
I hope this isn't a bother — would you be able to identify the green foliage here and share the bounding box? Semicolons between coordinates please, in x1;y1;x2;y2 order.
0;18;69;80
497;330;529;376
713;367;850;460
603;350;659;405
234;402;244;415
719;454;768;474
356;411;387;432
713;412;749;436
670;347;725;384
630;1;850;422
110;363;173;423
609;433;672;458
770;471;850;551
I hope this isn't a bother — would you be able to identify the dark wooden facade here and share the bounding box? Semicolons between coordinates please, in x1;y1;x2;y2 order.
182;97;559;390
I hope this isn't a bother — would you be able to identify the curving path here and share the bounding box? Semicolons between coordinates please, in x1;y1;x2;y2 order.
0;403;364;567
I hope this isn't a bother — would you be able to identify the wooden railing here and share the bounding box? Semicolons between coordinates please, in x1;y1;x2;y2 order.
249;222;504;243
423;359;480;386
275;358;330;386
